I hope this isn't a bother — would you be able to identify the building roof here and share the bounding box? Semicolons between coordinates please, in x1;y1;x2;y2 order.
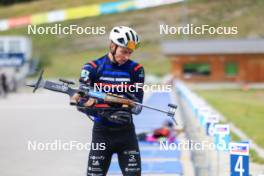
161;39;264;55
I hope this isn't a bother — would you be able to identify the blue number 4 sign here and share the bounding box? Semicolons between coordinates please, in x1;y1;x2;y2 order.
230;142;249;176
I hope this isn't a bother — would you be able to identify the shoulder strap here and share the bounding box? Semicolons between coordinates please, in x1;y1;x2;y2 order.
88;61;97;69
134;64;143;72
130;62;143;82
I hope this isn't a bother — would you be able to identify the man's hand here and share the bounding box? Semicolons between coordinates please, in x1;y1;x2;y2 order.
82;98;97;107
131;104;142;115
124;92;143;115
70;93;81;105
70;93;96;107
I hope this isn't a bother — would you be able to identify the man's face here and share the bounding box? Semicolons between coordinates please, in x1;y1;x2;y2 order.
114;46;133;65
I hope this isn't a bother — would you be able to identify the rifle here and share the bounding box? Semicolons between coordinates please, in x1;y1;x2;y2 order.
27;70;178;124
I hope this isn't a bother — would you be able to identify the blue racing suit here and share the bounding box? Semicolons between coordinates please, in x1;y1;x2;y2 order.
78;54;144;176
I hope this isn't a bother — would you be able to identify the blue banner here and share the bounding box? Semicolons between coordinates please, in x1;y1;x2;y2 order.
100;1;136;15
0;53;25;67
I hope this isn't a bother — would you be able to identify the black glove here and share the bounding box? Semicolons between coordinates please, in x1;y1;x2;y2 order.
131;105;142;115
124;92;143;115
98;109;132;126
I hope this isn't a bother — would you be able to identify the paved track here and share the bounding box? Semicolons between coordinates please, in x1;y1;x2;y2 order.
0;90;93;176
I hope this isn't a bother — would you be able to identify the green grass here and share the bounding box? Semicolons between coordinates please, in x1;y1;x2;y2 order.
186;0;264;38
249;149;264;164
41;42;171;78
43;49;106;78
197;89;264;147
197;89;264;163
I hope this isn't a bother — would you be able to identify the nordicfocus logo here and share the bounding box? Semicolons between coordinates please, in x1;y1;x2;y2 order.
160;24;238;35
160;140;230;151
93;83;172;93
28;24;106;35
27;140;106;151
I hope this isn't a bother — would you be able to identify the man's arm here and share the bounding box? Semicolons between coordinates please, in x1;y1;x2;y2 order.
74;61;98;114
131;66;145;114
